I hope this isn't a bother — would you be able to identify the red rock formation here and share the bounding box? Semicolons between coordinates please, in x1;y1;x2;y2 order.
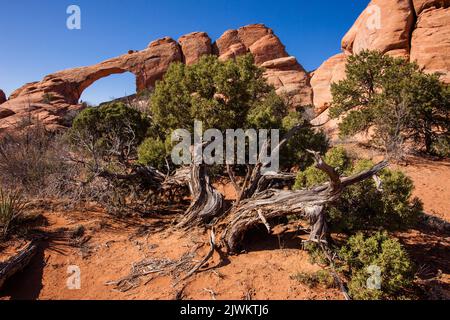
411;1;450;83
178;32;212;65
310;53;348;115
1;37;183;132
261;57;312;108
313;0;450;122
342;0;415;58
213;24;312;107
0;90;6;105
1;24;312;132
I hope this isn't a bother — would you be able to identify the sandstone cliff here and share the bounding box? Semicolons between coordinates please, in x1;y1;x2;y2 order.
311;0;449;120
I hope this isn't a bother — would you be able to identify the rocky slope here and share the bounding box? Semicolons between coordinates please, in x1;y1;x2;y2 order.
0;0;448;133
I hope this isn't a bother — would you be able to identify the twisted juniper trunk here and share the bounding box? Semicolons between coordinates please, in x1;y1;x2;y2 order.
221;157;389;253
177;164;225;228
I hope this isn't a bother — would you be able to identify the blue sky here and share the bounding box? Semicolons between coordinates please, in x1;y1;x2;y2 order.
0;0;369;105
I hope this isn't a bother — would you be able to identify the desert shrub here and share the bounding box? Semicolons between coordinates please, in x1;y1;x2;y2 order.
431;135;450;158
280;111;329;170
294;147;422;232
303;242;329;265
0;121;78;197
42;93;55;104
137;137;168;172
293;146;349;189
0;188;27;238
291;269;336;289
69;102;150;163
338;232;414;300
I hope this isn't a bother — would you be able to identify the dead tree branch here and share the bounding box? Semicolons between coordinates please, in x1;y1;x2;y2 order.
220;158;389;253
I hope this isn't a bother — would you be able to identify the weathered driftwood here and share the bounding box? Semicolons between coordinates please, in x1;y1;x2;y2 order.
0;240;38;289
221;152;389;252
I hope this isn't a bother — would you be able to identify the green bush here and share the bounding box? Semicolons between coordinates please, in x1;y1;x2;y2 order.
69;102;150;162
138;137;168;171
338;232;414;300
293;146;349;189
330;50;450;156
0;188;27;238
431;135;450;158
291;269;336;289
280;111;329;170
149;54;327;171
294;147;422;232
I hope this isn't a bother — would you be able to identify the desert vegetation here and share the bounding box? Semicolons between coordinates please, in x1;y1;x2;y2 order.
330;50;450;159
0;52;449;300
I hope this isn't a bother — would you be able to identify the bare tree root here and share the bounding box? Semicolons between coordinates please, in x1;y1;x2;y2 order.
174;229;216;286
0;240;39;289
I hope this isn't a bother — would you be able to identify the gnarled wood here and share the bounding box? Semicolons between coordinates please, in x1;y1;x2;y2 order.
177;164;225;228
0;240;38;289
221;160;389;253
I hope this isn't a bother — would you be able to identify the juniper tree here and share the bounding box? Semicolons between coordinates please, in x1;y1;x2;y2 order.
330;50;450;158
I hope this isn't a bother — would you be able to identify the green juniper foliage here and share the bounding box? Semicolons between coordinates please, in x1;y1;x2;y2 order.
338;232;414;300
70;102;150;164
330;50;450;157
294;147;422;232
148;54;327;169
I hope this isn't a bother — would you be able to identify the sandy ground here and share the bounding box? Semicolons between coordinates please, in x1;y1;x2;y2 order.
0;208;342;300
0;155;449;300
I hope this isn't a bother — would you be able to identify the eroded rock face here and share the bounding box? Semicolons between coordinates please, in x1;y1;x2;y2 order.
0;90;6;105
310;53;348;115
213;24;312;107
411;4;450;83
1;24;312;132
1;37;183;132
341;0;415;58
261;57;313;109
413;0;450;15
178;32;212;65
316;0;449;124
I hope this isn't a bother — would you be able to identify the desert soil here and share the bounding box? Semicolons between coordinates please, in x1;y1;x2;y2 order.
0;155;449;300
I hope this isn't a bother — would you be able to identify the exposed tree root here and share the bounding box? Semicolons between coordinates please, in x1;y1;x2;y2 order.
0;240;39;289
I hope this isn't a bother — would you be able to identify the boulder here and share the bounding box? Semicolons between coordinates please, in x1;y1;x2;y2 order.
249;34;289;65
178;32;212;65
341;0;415;57
261;57;313;109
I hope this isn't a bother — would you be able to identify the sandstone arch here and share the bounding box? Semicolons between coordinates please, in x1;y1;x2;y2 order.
0;24;313;133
